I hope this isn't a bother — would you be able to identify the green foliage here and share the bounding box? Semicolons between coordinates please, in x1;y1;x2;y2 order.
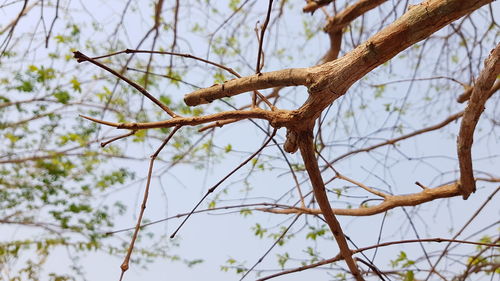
229;0;241;11
53;90;71;104
239;208;252;217
277;252;289;269
303;246;320;264
373;84;385;98
306;225;328;240
1;1;498;281
221;258;246;274
0;13;187;280
390;251;415;268
267;226;294;246
404;270;415;281
252;223;267;238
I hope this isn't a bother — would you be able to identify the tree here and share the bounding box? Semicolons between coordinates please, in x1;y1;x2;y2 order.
1;0;499;280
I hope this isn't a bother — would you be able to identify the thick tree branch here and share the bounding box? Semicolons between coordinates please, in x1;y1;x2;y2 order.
297;0;493;122
184;68;311;106
457;79;500;103
183;0;493;127
260;182;461;216
457;43;500;199
298;129;364;280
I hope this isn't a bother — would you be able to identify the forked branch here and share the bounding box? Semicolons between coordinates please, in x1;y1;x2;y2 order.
73;51;177;117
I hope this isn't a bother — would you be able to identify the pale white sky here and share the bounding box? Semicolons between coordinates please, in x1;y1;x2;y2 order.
1;1;499;281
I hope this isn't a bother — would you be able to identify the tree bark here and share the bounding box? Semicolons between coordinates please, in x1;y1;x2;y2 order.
298;129;364;281
457;43;500;199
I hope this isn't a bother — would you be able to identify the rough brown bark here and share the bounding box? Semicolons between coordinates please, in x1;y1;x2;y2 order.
298;0;493;122
457;43;500;199
184;68;310;106
184;0;493;129
260;182;461;216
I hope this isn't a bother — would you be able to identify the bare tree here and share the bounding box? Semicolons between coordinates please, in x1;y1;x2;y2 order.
1;0;499;280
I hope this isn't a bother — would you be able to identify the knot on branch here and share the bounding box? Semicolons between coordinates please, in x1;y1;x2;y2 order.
283;129;299;153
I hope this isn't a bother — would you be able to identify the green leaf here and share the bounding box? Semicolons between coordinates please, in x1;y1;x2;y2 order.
374;84;385;98
186;259;203;268
213;72;226;84
208;200;216;209
404;270;414;281
229;0;240;11
4;133;22;144
15;80;34;92
0;95;10;102
306;225;327;240
53;91;71;104
160;95;172;106
252;223;267;238
70;77;81;92
277;252;289;269
239;208;252;217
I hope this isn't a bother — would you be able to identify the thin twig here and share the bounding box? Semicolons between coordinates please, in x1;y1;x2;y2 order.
253;0;274;107
100;130;136;147
255;0;274;74
424;186;500;280
119;126;181;281
257;237;500;281
79;107;284;130
327;111;464;165
44;0;60;47
73;51;178;118
239;214;301;281
170;129;277;238
104;202;295;235
317;151;389;198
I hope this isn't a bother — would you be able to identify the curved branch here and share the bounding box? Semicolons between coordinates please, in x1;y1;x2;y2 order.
184;68;311;106
457;43;500;199
457;79;500;103
297;0;493;122
298;129;364;280
260;182;461;216
182;0;492;126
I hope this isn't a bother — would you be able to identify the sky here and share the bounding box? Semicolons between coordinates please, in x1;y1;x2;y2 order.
1;0;499;281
